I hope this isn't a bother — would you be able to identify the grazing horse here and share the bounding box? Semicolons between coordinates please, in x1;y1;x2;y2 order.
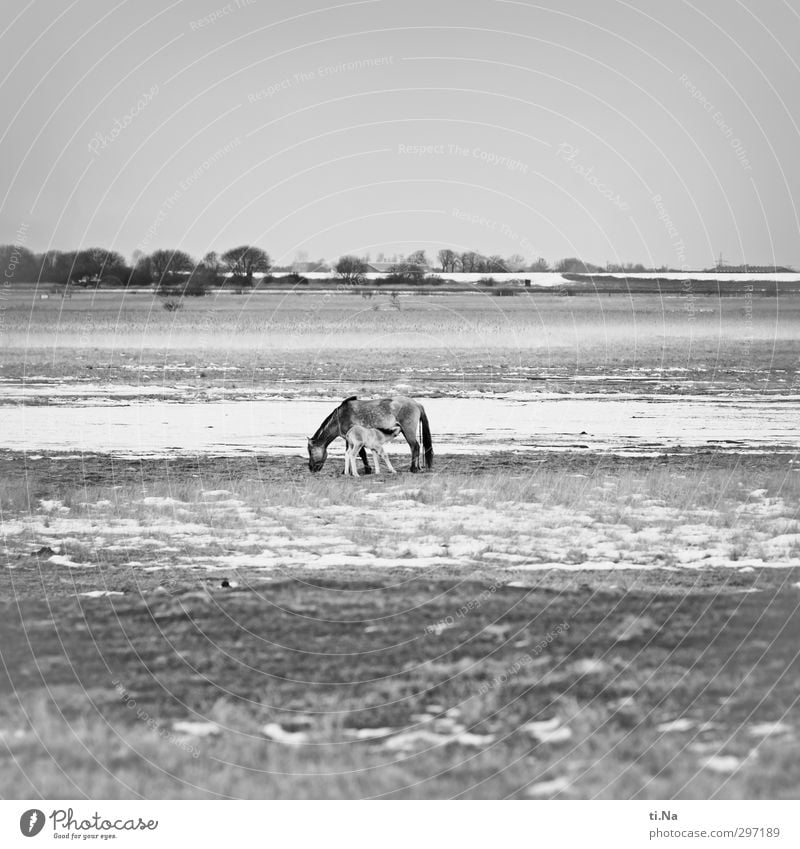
344;425;401;476
307;395;433;474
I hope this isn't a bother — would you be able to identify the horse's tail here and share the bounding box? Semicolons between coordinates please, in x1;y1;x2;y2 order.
420;405;433;469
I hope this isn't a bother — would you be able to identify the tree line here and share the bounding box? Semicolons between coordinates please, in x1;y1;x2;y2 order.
334;250;651;281
0;244;271;293
3;242;782;291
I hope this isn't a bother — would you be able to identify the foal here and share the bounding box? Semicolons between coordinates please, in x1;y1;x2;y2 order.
344;425;401;477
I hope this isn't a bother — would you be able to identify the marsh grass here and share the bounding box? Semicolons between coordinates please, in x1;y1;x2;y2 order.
3;459;797;572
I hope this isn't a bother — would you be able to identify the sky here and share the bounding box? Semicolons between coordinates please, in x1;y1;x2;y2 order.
1;0;799;269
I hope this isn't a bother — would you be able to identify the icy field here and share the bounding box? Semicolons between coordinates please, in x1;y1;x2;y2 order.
1;393;799;457
2;387;800;457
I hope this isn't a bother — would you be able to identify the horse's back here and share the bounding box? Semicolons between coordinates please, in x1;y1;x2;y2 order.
340;395;422;435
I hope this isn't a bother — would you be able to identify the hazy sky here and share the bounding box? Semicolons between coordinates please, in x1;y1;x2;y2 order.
1;0;799;268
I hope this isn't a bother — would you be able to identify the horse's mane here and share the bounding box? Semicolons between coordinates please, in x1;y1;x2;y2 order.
311;396;357;440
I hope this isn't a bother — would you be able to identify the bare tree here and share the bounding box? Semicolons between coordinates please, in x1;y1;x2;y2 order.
148;249;195;288
73;247;127;283
437;248;459;273
335;255;369;285
555;257;602;274
460;251;479;273
505;253;527;272
200;251;222;286
0;244;37;282
220;245;271;286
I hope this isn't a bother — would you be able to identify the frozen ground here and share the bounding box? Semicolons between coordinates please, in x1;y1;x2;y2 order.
2;452;799;576
1;393;798;457
2;451;798;799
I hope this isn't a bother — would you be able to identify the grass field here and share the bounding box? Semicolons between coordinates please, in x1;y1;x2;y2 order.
1;289;799;799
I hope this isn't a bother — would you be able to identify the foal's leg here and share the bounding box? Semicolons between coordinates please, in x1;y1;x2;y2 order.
348;442;361;477
371;449;381;474
381;448;396;474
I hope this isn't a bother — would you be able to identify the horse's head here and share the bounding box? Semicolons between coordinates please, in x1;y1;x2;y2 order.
307;438;327;473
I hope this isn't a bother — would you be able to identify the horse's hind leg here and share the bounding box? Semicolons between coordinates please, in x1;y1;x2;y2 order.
399;420;421;472
371;450;382;474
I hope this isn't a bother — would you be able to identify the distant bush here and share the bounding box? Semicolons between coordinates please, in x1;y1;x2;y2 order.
335;255;369;285
180;267;212;297
162;299;183;311
556;257;603;274
385;260;426;284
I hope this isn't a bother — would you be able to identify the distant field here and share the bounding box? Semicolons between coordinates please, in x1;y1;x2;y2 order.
1;290;798;395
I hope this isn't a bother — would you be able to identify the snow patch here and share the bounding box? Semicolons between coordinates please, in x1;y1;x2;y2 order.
39;499;69;514
140;497;186;508
525;776;570;797
657;718;695;733
48;554;93;568
80;590;124;598
172;721;221;737
261;723;308;745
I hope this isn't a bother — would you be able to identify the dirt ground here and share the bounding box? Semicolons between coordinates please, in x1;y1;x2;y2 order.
1;449;799;798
